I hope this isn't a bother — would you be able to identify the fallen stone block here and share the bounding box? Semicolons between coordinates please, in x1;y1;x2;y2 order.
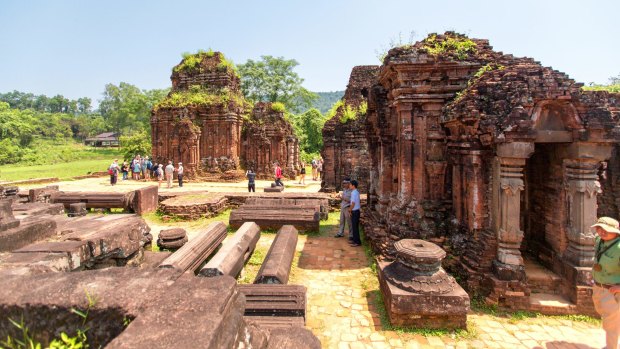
132;185;158;215
68;202;87;217
158;221;227;273
28;185;59;203
199;222;260;278
0;199;20;231
12;202;65;218
157;228;188;250
238;284;307;318
13;240;90;270
254;225;298;284
0;219;57;252
264;186;284;192
267;327;321;349
230;208;319;232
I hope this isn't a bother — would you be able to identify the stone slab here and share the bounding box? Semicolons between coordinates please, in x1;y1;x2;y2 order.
238;284;307;318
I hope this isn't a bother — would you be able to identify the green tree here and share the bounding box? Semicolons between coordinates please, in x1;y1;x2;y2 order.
291;108;326;154
99;83;169;135
237;56;317;112
120;131;152;161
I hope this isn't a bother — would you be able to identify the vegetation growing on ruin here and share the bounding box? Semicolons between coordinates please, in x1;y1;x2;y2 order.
325;100;368;124
153;85;249;111
422;33;478;60
173;49;239;76
270;102;286;113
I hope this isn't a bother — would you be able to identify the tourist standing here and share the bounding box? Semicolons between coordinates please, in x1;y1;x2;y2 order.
298;162;306;185
246;169;256;192
274;163;283;187
156;164;164;188
177;162;184;187
311;159;318;181
349;180;362;247
591;216;620;349
335;178;353;239
109;159;119;186
133;160;142;180
165;161;174;188
144;157;152;180
140;156;146;179
317;158;323;181
121;161;129;181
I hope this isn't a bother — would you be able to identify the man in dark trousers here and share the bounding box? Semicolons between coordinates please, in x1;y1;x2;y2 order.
246;169;256;192
176;162;184;187
348;180;362;247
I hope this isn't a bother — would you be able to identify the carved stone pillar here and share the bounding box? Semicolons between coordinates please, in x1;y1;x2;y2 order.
563;160;602;266
397;103;414;199
493;142;534;280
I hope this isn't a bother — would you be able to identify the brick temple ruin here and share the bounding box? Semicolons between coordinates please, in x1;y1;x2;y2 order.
360;32;620;315
242;102;300;178
151;51;299;179
321;66;378;193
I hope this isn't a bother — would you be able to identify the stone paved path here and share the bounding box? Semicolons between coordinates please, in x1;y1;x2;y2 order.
291;234;606;349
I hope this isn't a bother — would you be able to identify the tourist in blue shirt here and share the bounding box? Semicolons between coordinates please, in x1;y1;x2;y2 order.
349;180;362;247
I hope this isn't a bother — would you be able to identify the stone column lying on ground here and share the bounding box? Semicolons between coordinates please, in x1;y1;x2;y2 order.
49;186;158;215
199;222;260;278
254;225;298;284
158;221;227;274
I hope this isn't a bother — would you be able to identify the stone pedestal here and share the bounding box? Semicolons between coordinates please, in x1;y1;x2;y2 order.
68;203;87;217
378;239;469;329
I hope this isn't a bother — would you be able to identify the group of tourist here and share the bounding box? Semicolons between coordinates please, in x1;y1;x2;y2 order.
108;156;183;189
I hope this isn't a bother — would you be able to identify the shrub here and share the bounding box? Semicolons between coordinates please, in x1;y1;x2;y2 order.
271;102;286;113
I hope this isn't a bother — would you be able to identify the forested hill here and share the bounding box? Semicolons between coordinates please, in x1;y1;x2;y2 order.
312;91;344;114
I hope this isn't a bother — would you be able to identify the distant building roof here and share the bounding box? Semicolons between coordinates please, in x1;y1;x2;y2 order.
85;132;119;142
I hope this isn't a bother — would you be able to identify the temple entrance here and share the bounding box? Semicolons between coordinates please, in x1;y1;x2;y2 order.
521;143;568;299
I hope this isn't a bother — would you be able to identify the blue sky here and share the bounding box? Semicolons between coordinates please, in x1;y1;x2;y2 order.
0;0;618;105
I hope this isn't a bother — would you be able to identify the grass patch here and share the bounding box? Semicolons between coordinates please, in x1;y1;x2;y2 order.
315;210;340;237
0;140;123;181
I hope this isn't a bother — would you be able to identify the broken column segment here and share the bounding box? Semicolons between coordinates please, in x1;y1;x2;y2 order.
158;221;227;273
254;225;298;284
378;239;469;329
199;222;260;278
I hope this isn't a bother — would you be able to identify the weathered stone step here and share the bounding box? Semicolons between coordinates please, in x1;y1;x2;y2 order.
199;222;261;278
158;221;227;274
238;284;306;318
528;293;579;315
524;258;563;294
254;225;298;284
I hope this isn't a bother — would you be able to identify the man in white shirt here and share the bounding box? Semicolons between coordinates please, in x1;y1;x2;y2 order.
349;180;362;247
165;161;174;189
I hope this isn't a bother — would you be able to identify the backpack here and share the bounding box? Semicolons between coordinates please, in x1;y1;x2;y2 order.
146;161;152;170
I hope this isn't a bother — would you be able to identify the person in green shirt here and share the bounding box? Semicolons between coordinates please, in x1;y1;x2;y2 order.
591;216;620;349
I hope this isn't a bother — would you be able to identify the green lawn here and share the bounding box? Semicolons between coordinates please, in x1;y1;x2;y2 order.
0;142;124;182
0;158;119;181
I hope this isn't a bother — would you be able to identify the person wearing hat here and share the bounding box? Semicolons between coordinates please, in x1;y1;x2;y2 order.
591;216;620;349
165;161;174;189
348;179;362;247
176;162;184;187
335;178;353;239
